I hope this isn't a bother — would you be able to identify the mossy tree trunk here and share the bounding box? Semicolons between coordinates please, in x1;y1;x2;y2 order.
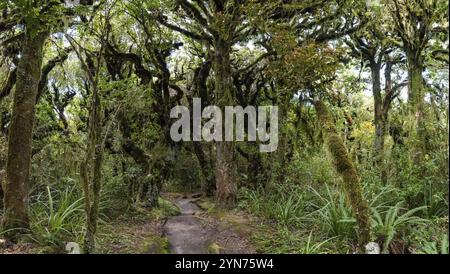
80;74;103;254
193;142;216;197
71;40;105;253
315;100;371;250
371;62;386;157
371;60;392;183
2;31;47;237
406;52;426;163
213;37;237;208
0;168;4;211
0;143;5;211
191;58;215;197
0;183;3;211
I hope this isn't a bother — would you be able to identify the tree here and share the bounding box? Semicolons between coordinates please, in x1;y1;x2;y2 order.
250;0;372;249
103;0;184;206
1;1;49;235
345;6;407;167
388;0;449;162
0;0;96;239
157;0;255;208
65;1;117;252
315;99;371;250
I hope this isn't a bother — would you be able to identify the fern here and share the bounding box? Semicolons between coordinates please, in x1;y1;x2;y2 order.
371;202;427;253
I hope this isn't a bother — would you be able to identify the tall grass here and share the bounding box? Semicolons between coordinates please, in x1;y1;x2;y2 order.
310;185;357;241
29;186;84;249
238;178;435;254
238;185;311;228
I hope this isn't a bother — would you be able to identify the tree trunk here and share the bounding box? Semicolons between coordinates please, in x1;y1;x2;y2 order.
80;82;103;253
371;63;385;157
315;100;371;251
213;38;236;208
76;46;105;253
193;142;216;197
216;141;236;208
144;175;160;208
371;62;391;183
406;53;426;163
2;31;47;236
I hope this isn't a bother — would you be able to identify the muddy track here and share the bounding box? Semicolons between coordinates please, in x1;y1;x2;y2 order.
163;195;209;254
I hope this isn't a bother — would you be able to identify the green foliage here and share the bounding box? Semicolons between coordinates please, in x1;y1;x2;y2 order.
158;197;181;217
238;144;447;254
170;149;204;192
28;186;84;250
238;184;311;228
300;232;336;254
385;146;449;217
371;202;427;254
287;151;338;186
311;186;357;241
420;234;449;254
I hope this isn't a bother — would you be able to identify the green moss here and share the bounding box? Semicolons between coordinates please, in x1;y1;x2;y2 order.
315;100;371;251
158;197;181;217
207;242;221;254
195;197;216;212
142;236;170;254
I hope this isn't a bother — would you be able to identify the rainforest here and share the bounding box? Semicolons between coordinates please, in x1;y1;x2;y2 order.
0;0;448;256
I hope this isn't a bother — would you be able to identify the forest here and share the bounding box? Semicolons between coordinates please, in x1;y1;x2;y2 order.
0;0;448;255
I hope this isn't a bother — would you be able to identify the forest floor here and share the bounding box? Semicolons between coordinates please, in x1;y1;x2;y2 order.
96;192;256;254
0;192;256;254
165;193;255;254
0;240;41;254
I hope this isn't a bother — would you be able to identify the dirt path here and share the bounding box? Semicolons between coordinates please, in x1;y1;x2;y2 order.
163;195;209;254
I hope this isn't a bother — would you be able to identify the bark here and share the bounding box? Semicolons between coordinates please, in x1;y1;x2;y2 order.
103;42;161;207
315;100;371;250
213;37;236;208
190;59;215;196
346;38;391;164
371;63;385;157
73;42;105;253
80;77;103;254
378;61;396;182
36;47;72;102
193;142;215;197
370;56;398;183
372;61;391;184
406;53;426;163
236;145;264;189
2;31;47;236
0;141;4;210
216;141;236;208
145;176;160;207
